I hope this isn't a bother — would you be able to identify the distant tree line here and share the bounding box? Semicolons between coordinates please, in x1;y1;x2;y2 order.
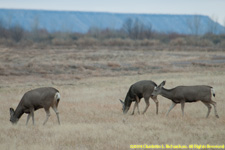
0;17;225;48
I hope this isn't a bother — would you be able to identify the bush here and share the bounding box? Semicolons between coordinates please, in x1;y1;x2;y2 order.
0;38;15;47
219;40;225;47
75;37;99;46
51;38;73;46
197;39;214;47
103;38;133;46
170;38;187;46
138;39;161;46
9;25;24;42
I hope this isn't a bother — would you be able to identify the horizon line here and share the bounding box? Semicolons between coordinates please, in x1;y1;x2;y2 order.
0;7;208;17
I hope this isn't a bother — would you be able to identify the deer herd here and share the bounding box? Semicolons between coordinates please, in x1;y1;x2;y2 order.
9;80;219;125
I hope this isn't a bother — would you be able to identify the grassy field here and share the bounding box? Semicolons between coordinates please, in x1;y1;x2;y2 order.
0;47;225;150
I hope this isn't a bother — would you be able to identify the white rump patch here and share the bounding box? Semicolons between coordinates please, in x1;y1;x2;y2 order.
55;92;61;101
211;88;215;97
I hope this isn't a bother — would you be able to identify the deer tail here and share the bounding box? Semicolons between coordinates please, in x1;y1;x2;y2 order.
211;88;215;97
55;92;61;102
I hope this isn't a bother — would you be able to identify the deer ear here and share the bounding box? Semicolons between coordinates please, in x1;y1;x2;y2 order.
159;81;166;88
119;99;124;104
10;108;15;116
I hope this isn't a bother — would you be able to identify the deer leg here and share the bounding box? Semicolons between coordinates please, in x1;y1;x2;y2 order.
202;102;212;118
151;96;159;115
43;109;50;125
136;96;140;114
26;113;31;125
210;101;219;118
166;102;176;116
181;101;185;117
30;108;35;125
142;97;150;114
131;102;137;115
52;106;60;125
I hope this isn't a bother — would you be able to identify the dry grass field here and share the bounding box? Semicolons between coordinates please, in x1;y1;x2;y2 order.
0;46;225;150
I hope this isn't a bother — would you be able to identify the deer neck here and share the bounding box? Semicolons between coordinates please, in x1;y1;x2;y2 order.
124;95;132;107
14;105;24;119
160;87;175;100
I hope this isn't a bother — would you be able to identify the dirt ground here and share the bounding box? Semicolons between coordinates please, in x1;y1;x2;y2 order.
0;46;225;150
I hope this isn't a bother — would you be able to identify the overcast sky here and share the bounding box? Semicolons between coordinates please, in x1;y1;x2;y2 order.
0;0;225;25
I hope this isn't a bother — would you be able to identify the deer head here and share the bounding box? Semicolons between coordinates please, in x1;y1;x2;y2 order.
9;108;18;124
152;80;166;96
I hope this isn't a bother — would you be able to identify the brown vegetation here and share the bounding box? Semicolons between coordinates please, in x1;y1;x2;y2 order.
0;45;225;149
1;71;225;150
0;18;225;50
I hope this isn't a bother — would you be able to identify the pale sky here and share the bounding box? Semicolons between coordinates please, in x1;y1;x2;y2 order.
0;0;225;25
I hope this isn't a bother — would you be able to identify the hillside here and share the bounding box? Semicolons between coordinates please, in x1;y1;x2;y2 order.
0;9;224;34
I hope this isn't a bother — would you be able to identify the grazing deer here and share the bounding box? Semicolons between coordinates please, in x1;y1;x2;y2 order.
120;80;159;115
9;87;61;125
152;81;219;118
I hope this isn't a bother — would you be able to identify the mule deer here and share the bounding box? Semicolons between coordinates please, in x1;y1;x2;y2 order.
9;87;61;125
152;81;219;118
120;80;159;115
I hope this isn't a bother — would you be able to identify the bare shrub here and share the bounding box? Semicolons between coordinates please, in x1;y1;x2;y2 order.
170;38;187;46
51;38;73;46
139;39;161;46
122;18;153;40
0;38;15;47
10;25;24;42
0;23;9;39
17;39;34;48
186;36;214;47
186;37;215;47
197;39;214;47
30;29;50;43
185;37;197;46
103;38;133;46
76;37;99;46
218;40;225;47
